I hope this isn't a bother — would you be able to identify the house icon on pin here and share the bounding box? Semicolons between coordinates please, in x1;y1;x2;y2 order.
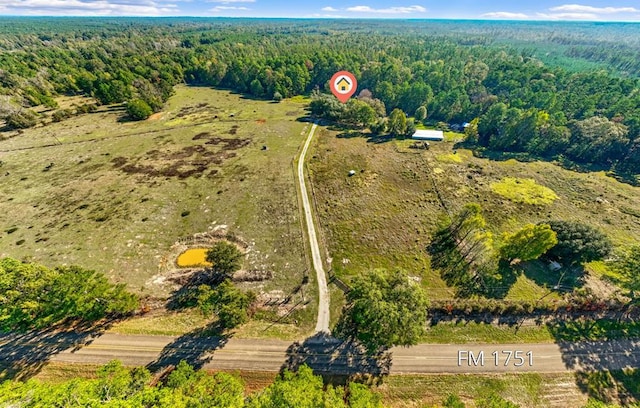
337;77;351;91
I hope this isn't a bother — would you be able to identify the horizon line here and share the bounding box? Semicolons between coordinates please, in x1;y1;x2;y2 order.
0;15;639;23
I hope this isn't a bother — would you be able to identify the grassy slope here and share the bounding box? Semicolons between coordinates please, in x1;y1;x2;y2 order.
0;86;316;333
308;128;640;304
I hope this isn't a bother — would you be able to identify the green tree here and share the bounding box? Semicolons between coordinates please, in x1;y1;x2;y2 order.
465;117;480;143
478;102;507;147
165;360;245;407
348;383;383;407
343;99;377;129
569;116;629;163
370;118;387;135
428;203;499;297
388;108;408;137
246;365;329;408
404;120;417;137
545;221;613;265
0;258;137;331
357;91;386;117
273;91;283;102
42;265;138;324
126;99;153;120
197;280;256;329
415;105;427;122
309;91;345;121
206;241;244;278
246;364;382;408
499;223;558;262
335;269;429;353
250;78;265;97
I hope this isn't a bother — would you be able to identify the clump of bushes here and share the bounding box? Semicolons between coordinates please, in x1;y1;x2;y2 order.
126;99;153;120
5;110;37;129
430;295;625;318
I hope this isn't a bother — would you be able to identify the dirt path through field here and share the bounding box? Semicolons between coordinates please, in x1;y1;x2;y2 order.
297;122;330;333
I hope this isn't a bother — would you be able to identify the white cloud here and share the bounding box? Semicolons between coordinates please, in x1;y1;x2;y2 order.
346;5;427;14
321;6;337;12
533;4;640;20
536;11;598;20
208;0;254;2
0;0;178;16
481;11;528;19
550;4;639;14
210;5;249;11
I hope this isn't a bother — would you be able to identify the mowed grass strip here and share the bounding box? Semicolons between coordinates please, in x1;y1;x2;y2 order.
422;321;555;344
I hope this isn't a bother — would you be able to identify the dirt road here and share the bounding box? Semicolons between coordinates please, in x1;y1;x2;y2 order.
297;122;330;333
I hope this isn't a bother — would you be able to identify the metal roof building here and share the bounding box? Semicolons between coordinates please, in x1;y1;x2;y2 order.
411;129;444;141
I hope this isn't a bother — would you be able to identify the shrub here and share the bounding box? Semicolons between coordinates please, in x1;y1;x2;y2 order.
5;110;37;129
126;99;153;120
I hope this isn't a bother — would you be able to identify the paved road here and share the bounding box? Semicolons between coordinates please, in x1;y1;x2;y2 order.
297;122;330;333
6;332;640;375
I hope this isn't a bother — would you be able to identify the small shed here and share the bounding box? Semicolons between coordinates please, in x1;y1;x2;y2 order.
412;129;444;141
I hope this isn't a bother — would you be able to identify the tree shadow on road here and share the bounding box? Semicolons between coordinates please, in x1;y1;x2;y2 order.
0;320;114;381
550;317;640;406
281;332;391;386
146;322;231;372
556;338;640;372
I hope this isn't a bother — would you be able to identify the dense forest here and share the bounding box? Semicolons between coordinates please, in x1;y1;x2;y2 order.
1;18;640;176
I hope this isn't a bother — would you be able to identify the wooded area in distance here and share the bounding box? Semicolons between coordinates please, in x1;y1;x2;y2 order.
1;18;639;179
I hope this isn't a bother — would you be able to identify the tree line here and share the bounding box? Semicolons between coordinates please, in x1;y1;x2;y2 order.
0;19;639;174
0;360;383;407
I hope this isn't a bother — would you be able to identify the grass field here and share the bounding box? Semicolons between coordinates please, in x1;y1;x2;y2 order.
308;127;640;306
379;372;587;408
0;86;317;334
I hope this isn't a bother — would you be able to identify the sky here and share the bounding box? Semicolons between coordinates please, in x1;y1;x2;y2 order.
0;0;640;20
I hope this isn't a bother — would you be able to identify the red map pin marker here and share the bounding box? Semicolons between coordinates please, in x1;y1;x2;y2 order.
330;71;357;103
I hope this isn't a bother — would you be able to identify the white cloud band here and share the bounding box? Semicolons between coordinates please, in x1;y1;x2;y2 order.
346;5;426;14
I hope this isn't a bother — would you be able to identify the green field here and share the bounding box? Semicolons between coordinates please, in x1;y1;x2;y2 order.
0;86;316;334
308;128;640;304
380;372;586;408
